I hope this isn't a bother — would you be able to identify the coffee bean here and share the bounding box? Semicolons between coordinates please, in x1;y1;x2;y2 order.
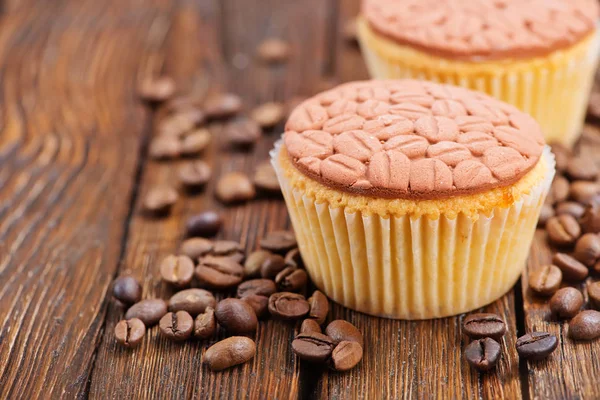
284;248;303;268
260;254;287;279
308;290;329;325
275;266;308;292
164;95;203;114
588;282;600;310
566;157;598;181
160;255;194;288
112;276;142;306
268;292;310;319
325;320;364;347
580;203;600;234
204;93;243;119
260;231;297;254
573;233;600;266
549;287;584;319
292;332;334;362
168;288;216;316
244;250;272;278
204;336;256;371
254;161;280;193
181;128;211;156
215;298;258;334
549;143;571;173
549;175;570;204
114;318;146;348
301;319;322;334
237;279;277;298
570;181;600;205
224;118;261;148
241;294;269;318
143;186;178;215
342;18;358;43
186;211;223;237
528;265;562;296
568;310;600;340
555;201;586;219
256;38;290;64
178;160;212;191
180;237;214;260
125;299;168;327
195;257;244;289
462;313;506;341
149;136;181;160
546;215;581;246
331;341;363;371
464;337;501;371
194;306;217;339
251;102;285;128
212;240;245;262
537;204;555;228
159;311;194;341
516;332;558;360
553;253;589;281
216;172;256;204
139;76;176;102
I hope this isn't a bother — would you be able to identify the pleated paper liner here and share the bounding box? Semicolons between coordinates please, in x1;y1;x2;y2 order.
272;142;555;320
357;18;600;147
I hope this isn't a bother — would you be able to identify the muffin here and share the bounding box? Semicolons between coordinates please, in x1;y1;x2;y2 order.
271;80;555;319
358;0;600;146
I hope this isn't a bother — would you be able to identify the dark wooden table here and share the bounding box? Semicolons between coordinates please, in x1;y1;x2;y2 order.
0;0;599;398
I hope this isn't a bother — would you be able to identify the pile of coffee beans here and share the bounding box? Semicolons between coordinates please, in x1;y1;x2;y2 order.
112;230;364;372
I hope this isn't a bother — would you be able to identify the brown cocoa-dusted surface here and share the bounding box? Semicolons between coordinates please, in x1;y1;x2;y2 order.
0;0;598;399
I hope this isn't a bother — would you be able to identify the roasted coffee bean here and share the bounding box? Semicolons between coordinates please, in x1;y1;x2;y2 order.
331;341;363;371
570;181;600;205
237;279;277;298
573;233;600;266
568;310;600;340
342;18;358;43
284;248;303;268
114;318;146;348
143;186;178;215
326;320;364;347
555;201;586;219
580;203;600;234
260;231;297;254
566;157;598;181
224;118;261;148
251;102;285;128
244;250;272;278
168;288;216;316
528;265;562;296
149;136;181;160
260;254;287;279
516;332;558;360
204;93;243;119
216;172;256;204
139;76;176;102
181;128;211;156
125;299;168;327
215;298;258;334
160;255;195;287
179;161;212;190
464;338;501;371
301;319;322;334
292;332;334;362
549;175;570;204
256;38;290;64
195;257;244;289
550;143;571;173
112;276;142;306
549;287;584;319
462;313;507;341
275;266;308;292
553;253;589;281
179;237;214;260
269;292;310;319
158;108;205;138
164;95;202;114
588;282;600;310
537;204;554;228
159;311;194;341
204;336;256;371
212;240;245;262
194;306;217;339
253;161;280;193
308;290;329;325
241;294;269;318
186;211;223;237
546;215;581;246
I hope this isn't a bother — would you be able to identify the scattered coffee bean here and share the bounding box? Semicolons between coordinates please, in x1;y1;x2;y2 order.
242;294;269;318
160;255;195;287
308;290;329;325
168;288;216;316
553;253;589;281
528;265;562;296
546;214;581;246
569;310;600;340
549;175;570;204
251;102;285;128
114;318;146;348
462;313;507;341
260;231;297;254
260;254;287;279
588;282;600;310
284;248;303;268
158;109;205;137
224;118;262;148
139;76;176;102
566;157;598;181
159;311;194;341
570;181;600;205
244;250;272;278
149;136;181;160
326;320;364;347
195;257;244;290
555;201;586;219
125;299;168;327
573;233;600;266
180;237;214;260
516;332;558;360
194;306;217;339
342;18;358;43
275;266;308;292
268;292;310;319
143;186;178;215
292;332;334;362
580;203;600;234
186;211;223;237
112;276;142;306
464;338;501;371
164;95;202;114
538;204;554;228
216;172;256;204
257;38;290;64
212;240;245;262
549;287;584;319
549;143;571;173
253;161;280;193
301;319;322;334
204;336;256;371
331;341;363;371
215;298;258;334
181;128;211;156
204;93;243;119
237;279;277;298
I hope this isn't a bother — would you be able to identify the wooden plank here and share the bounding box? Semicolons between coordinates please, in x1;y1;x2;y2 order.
0;1;172;398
